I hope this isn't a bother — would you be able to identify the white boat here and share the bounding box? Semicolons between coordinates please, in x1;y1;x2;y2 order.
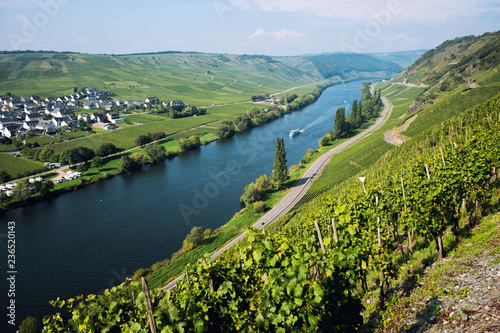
289;129;301;137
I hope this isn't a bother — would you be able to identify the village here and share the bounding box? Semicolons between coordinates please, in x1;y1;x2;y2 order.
0;87;186;138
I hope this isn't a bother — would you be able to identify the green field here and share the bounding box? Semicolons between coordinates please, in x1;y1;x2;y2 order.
0;52;320;105
0;154;47;179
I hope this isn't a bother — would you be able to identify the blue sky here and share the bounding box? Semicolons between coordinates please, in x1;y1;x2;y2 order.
1;0;499;55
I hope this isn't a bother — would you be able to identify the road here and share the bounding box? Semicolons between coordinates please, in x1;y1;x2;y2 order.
162;96;393;290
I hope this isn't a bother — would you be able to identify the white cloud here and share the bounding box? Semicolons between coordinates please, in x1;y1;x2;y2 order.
0;0;38;8
239;0;499;22
250;28;306;40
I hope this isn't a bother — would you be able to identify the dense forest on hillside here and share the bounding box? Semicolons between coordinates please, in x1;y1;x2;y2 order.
307;54;403;79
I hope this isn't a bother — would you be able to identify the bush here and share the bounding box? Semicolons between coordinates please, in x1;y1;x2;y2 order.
96;143;118;157
151;260;169;271
178;135;201;152
289;164;300;173
253;201;266;213
132;268;151;281
202;228;213;239
240;182;261;207
182;226;204;251
319;134;332;148
301;148;316;164
135;135;152;147
19;316;38;333
76;163;90;173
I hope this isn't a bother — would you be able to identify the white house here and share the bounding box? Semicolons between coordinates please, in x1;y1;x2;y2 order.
0;124;20;137
78;113;91;123
106;112;124;124
25;113;42;122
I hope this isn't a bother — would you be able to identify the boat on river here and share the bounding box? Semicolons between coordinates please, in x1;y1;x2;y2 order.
289;129;301;137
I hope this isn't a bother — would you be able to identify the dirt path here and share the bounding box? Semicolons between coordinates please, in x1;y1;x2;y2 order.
384;114;417;146
162;95;394;291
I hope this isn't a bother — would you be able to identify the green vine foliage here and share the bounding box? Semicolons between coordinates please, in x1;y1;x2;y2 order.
43;93;500;332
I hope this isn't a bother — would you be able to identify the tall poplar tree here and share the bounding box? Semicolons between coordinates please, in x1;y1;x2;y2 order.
334;107;347;139
273;137;287;187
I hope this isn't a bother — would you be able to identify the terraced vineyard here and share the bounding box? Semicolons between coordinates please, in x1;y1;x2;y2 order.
43;92;500;332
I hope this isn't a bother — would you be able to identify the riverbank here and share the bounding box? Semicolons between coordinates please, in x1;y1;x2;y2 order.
151;90;393;290
2;80;372;328
0;81;338;215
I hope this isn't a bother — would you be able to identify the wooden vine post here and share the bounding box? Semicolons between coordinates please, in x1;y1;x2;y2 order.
375;196;385;309
376;196;381;247
331;218;338;244
401;176;412;252
314;220;326;253
141;277;157;333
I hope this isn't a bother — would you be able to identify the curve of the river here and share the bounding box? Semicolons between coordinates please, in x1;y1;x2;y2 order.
0;80;365;328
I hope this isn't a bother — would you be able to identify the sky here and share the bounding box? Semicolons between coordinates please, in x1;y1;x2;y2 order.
0;0;499;56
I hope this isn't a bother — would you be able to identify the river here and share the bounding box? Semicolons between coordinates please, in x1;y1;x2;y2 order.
0;80;363;329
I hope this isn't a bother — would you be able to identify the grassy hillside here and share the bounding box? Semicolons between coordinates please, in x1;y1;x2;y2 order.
368;49;428;69
299;31;500;205
0;52;317;104
0;51;403;105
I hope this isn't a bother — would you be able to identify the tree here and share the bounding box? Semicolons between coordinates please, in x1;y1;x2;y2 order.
284;93;298;103
49;153;60;163
38;181;54;196
182;226;204;251
301;148;316;164
77;163;90;173
19;316;38;333
150;131;166;141
135;135;152;147
96;143;118;157
235;115;252;131
179;135;201;152
145;143;166;164
12;179;32;203
240;182;261;206
59;150;74;166
272;137;287;187
73;146;95;163
202;228;213;239
334;107;347;139
215;121;235;138
119;156;136;172
38;147;55;162
255;174;272;194
0;170;11;184
253;201;266;213
130;153;148;167
318;134;331;147
91;156;104;170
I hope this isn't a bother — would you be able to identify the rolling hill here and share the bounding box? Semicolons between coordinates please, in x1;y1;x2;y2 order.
0;51;402;105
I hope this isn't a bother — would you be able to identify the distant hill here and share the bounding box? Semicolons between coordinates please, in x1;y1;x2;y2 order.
307;53;403;79
368;49;428;69
0;51;404;104
276;53;403;81
394;31;500;113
